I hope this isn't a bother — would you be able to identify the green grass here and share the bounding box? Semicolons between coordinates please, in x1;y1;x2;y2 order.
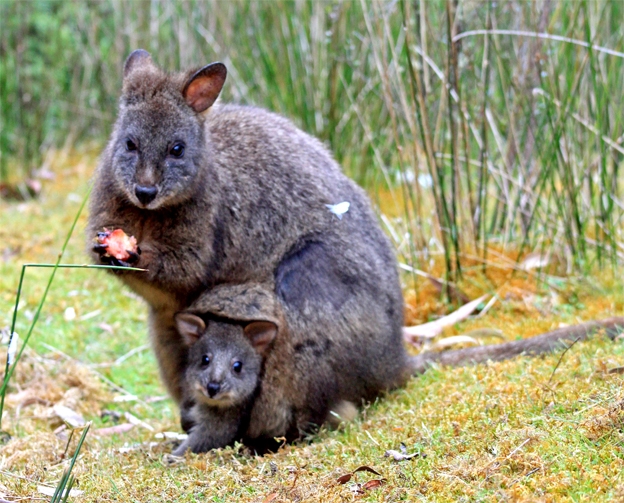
1;1;623;499
0;149;623;502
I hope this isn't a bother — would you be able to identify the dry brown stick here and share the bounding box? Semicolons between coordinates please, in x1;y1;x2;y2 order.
409;317;624;374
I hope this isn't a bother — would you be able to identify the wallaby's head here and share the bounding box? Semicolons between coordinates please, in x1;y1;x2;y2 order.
175;313;277;408
109;49;227;210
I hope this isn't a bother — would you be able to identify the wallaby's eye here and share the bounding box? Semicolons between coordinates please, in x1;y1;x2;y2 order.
125;139;137;152
169;143;185;158
201;355;210;366
232;361;243;373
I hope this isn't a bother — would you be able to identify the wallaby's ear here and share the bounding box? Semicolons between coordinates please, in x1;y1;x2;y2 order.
182;62;227;113
175;313;206;346
244;321;277;355
124;49;154;78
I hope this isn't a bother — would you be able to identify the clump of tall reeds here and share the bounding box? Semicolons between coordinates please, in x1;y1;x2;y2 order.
1;0;622;276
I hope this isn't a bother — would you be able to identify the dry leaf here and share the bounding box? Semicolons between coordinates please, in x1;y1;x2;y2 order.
124;412;154;431
336;473;352;484
145;395;168;403
403;295;488;341
608;366;624;374
398;263;469;303
93;423;135;436
426;276;470;304
353;465;383;476
80;309;101;321
427;335;481;351
113;395;138;403
384;449;419;461
262;493;279;503
362;479;385;490
98;322;114;334
463;328;505;340
38;485;84;497
155;431;188;440
475;296;499;319
520;252;550;271
53;404;86;427
337;465;383;486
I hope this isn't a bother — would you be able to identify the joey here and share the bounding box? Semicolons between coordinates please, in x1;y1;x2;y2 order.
172;312;276;455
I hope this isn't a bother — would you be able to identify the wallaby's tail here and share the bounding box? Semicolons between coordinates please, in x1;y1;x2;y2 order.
408;317;624;375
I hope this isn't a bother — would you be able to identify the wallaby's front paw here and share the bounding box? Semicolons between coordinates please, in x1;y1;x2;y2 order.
97;254;138;269
172;439;189;457
93;228;140;268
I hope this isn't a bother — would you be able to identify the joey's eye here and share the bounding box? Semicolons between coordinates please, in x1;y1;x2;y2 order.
232;361;243;373
125;139;137;152
201;355;210;366
169;143;185;158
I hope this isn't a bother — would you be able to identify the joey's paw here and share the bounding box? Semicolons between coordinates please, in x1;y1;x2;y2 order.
93;228;140;267
163;452;186;465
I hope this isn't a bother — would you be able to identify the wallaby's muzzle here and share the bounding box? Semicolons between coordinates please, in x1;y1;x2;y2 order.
135;185;158;206
207;382;221;397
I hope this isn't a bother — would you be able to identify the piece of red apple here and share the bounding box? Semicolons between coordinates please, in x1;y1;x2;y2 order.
95;228;138;262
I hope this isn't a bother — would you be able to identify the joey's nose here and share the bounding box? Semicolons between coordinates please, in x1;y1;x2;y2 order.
135;185;158;206
207;382;221;398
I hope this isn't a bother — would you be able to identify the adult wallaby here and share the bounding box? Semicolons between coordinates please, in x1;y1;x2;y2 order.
174;284;624;454
87;50;406;411
88;50;624;438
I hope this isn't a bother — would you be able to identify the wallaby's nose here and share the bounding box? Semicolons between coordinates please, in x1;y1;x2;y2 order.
207;382;221;398
135;185;158;206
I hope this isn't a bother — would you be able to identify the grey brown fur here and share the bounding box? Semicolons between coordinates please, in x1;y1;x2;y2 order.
177;286;624;453
88;51;624;452
173;323;259;456
172;306;278;455
177;284;378;451
87;51;407;412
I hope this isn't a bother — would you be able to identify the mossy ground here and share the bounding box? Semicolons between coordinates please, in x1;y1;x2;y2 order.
1;149;623;502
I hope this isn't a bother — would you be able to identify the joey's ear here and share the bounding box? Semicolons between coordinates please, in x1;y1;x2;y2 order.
244;321;277;355
182;62;227;113
175;313;206;346
124;49;154;78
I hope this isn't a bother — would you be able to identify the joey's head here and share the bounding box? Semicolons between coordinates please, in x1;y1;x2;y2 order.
108;49;227;210
175;313;277;408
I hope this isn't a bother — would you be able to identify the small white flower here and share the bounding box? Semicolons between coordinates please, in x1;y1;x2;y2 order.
7;332;19;366
418;173;433;189
325;201;350;220
64;307;76;321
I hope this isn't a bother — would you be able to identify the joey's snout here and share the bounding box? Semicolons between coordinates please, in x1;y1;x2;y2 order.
207;382;221;398
135;185;158;206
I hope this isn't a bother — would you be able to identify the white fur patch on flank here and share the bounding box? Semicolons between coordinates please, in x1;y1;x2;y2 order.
327;400;358;428
325;201;350;219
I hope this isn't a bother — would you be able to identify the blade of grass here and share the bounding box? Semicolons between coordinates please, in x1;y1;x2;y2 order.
0;183;143;428
1;263;145;423
49;422;91;503
453;29;624;59
0;182;94;426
